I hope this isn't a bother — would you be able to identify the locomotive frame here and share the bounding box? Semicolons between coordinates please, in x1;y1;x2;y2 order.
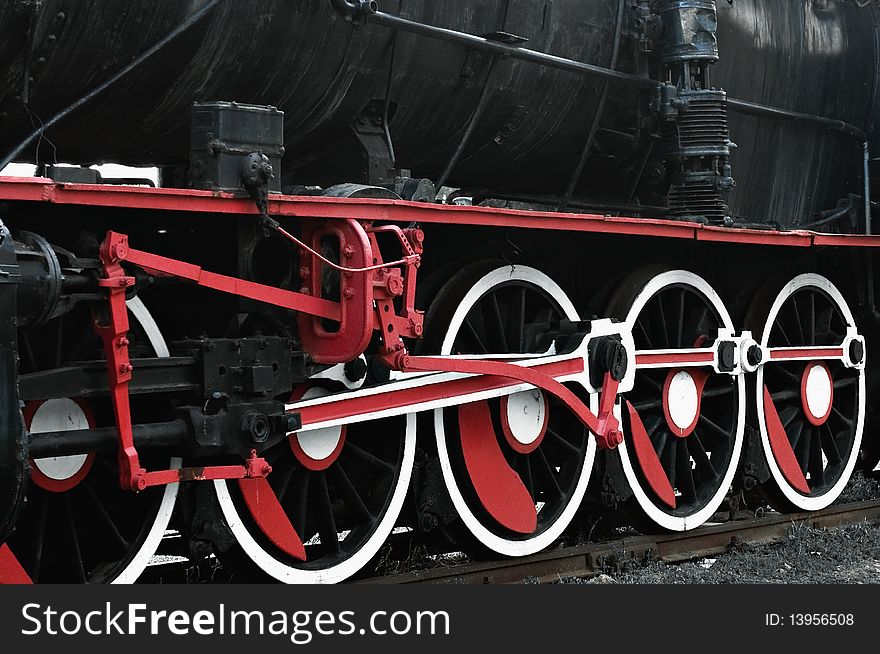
1;0;879;584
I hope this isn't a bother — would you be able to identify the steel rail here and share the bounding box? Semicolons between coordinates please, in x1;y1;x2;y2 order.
358;499;880;584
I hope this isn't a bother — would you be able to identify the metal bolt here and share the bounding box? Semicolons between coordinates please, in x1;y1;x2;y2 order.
746;345;763;367
342;245;356;259
849;339;865;365
343;287;356;298
116;337;129;348
119;363;133;374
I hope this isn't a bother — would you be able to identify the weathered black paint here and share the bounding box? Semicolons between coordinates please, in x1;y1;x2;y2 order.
0;1;877;225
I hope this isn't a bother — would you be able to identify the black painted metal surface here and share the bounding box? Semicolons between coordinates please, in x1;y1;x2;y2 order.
0;1;877;224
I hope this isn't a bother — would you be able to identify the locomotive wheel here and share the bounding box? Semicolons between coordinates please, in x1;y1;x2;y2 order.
214;405;415;584
607;269;745;532
750;274;865;512
427;263;595;557
7;297;178;583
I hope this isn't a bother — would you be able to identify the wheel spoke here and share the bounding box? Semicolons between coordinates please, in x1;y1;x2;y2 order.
510;287;527;351
697;414;731;441
820;424;842;465
313;473;340;554
662;439;677;490
636;369;663;392
675;289;686;348
635;319;654;349
832;377;857;390
62;494;87;583
795;427;812;476
634;398;663;412
790;296;806;345
830;405;853;427
30;493;49;581
83;481;129;549
779;405;799;430
771;388;800;403
769;364;801;385
788;420;806;452
808;427;825;486
652;429;670;459
689;432;718;480
517;455;536;501
655;295;670;349
463;316;489;354
488;293;509;352
329;463;373;522
675;441;696;501
345;443;395;475
545;428;580;456
273;464;296;503
774;321;793;347
701;384;735;400
807;292;816;345
534;449;563;498
289;471;310;536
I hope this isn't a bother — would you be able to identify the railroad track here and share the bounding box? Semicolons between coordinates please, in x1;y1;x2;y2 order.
357;500;880;585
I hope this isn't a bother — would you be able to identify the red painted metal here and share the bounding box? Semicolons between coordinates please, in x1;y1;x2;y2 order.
769;347;844;360
4;178;880;249
635;351;716;367
661;369;710;438
763;385;811;494
801;362;834;427
294;358;583;431
127;247;341;321
0;544;32;584
625;400;677;509
367;226;425;356
127;223;422;364
297;219;375;364
95;232;145;492
238;476;306;561
457;400;537;534
97;233;279;491
24;399;96;493
138;449;272;488
397;355;623;450
500;392;550;455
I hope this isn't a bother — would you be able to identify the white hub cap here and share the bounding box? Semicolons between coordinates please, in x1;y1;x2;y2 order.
30;398;91;483
290;388;346;471
665;371;700;434
803;363;833;424
296;428;343;461
501;390;548;453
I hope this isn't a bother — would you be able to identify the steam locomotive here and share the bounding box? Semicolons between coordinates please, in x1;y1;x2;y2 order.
0;0;878;584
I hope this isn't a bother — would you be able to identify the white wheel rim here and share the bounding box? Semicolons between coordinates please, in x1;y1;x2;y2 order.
755;274;865;511
616;270;745;531
435;265;596;556
111;296;178;584
214;416;415;584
